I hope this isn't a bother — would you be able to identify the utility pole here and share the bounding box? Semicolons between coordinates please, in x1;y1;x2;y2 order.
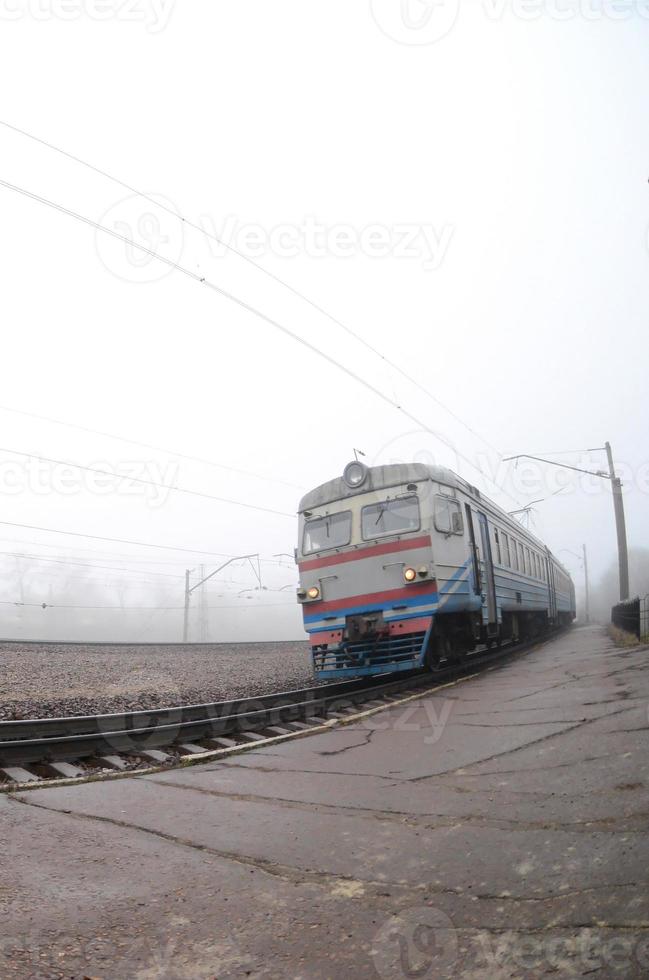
604;442;629;601
183;568;191;642
504;442;630;602
182;554;259;642
198;563;208;642
582;543;590;625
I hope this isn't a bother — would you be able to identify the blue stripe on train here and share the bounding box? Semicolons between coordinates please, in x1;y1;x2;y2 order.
304;560;471;627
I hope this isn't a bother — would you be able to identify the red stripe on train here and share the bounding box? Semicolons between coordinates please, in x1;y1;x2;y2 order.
306;583;438;615
299;535;432;572
308;615;433;646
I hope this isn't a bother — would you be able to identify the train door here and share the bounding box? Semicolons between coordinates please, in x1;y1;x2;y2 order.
546;553;557;624
477;511;498;634
464;503;481;596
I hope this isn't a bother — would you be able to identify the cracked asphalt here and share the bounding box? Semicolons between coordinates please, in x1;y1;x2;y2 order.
2;626;649;978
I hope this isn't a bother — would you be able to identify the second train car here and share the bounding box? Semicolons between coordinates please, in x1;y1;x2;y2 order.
296;461;575;679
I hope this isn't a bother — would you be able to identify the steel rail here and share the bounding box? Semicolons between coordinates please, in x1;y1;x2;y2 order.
0;633;564;767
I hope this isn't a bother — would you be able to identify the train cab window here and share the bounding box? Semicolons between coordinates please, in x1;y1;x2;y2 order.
501;532;511;566
433;495;463;536
303;511;352;554
362;495;420;539
494;528;502;564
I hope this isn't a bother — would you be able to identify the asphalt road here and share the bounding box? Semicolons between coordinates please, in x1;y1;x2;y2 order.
2;626;648;978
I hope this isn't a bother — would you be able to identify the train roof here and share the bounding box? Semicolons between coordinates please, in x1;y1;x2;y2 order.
299;462;571;578
299;463;459;512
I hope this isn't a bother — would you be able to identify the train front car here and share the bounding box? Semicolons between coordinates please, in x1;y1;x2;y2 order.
295;461;440;679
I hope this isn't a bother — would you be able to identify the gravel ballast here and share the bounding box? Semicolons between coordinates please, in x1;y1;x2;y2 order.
0;640;315;720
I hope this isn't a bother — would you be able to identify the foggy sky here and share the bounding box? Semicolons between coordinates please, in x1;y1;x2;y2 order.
0;2;647;640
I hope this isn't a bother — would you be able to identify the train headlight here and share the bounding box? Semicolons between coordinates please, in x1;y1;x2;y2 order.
307;586;320;600
343;460;368;489
404;567;417;582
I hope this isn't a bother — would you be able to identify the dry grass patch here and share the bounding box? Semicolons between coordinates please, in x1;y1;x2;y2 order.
607;624;641;647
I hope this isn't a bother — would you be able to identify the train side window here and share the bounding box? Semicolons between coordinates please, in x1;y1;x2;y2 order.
502;532;511;567
533;553;538;578
525;547;531;576
519;543;526;574
510;539;518;571
434;495;463;535
494;528;502;564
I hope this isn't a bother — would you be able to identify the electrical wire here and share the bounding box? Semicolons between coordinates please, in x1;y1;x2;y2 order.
0;176;522;507
0;531;291;568
1;599;296;610
0;117;501;457
0;445;294;518
0;550;184;579
0;519;289;562
0;402;304;492
0;534;260;566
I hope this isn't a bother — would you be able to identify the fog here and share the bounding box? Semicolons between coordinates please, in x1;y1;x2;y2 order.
0;3;647;641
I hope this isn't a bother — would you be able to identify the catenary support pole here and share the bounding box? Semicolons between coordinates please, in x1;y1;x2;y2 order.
605;442;630;601
183;569;191;642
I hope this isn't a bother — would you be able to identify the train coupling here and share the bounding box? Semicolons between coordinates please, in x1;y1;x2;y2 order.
345;612;387;643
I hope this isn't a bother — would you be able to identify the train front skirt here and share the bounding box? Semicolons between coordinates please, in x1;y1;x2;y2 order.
310;617;434;679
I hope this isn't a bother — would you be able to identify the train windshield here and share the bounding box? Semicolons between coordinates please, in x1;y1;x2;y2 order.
361;495;420;539
303;511;352;554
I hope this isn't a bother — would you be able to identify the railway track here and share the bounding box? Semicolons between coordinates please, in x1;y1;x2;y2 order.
0;634;558;788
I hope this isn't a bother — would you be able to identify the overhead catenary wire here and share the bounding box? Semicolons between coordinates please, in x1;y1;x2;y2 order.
0;401;305;493
0;550;184;579
0;445;294;518
1;599;296;610
0;552;291;594
0;519;292;565
0;535;263;565
0;117;501;458
0;176;522;508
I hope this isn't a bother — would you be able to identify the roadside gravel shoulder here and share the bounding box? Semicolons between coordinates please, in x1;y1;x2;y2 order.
0;640;315;720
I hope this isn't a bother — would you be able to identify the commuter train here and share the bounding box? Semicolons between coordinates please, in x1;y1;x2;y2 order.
296;461;575;679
